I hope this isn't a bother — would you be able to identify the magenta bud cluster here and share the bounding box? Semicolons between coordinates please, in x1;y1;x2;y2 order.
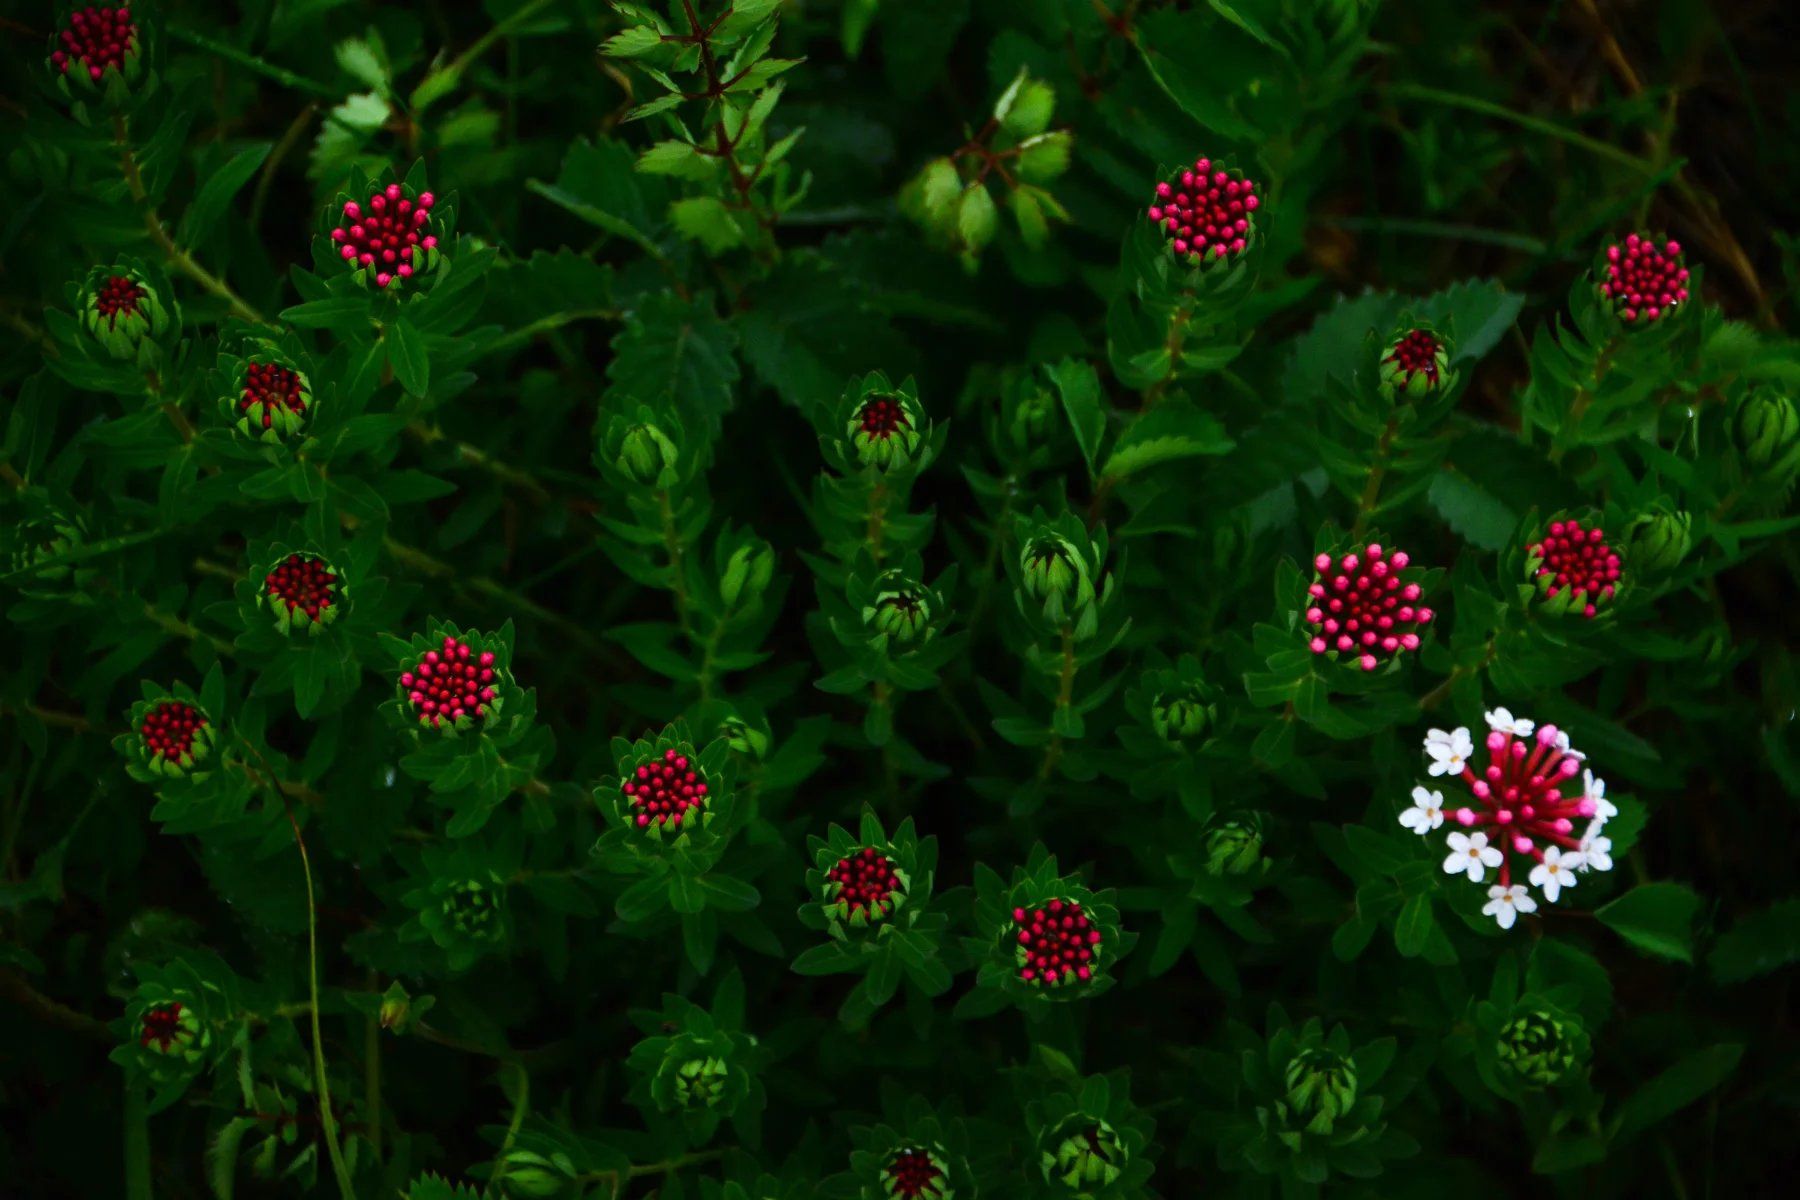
884;1148;947;1199
93;275;146;326
1305;543;1434;671
139;1001;185;1051
240;361;307;430
329;184;438;289
1146;155;1259;263
1600;234;1690;324
1012;897;1101;987
1450;724;1594;887
1384;329;1442;386
1529;518;1620;618
264;553;337;620
826;846;903;917
140;700;205;762
620;747;710;830
400;635;498;728
51;5;136;80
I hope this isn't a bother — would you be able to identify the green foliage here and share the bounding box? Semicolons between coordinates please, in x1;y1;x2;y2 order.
3;2;1798;1198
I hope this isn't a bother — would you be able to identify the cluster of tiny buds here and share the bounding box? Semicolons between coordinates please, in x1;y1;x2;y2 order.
329;184;438;288
1147;155;1259;263
51;6;136;80
240;362;307;429
92;275;146;324
140;700;205;761
1529;518;1620;618
620;748;710;829
139;1002;186;1051
263;553;337;619
826;847;903;918
884;1148;947;1199
859;395;911;439
400;635;498;727
1305;543;1433;670
1012;897;1101;986
1600;234;1690;324
1384;329;1442;385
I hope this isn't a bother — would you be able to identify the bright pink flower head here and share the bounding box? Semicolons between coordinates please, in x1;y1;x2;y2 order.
328;182;440;289
1527;517;1620;618
620;747;710;830
1146;155;1260;266
1304;542;1434;671
1011;897;1101;987
50;5;139;82
400;634;499;728
825;846;904;920
1599;234;1690;325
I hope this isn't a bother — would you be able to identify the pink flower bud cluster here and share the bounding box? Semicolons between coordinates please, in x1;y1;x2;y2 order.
620;748;710;830
240;362;307;431
1012;897;1101;987
141;700;205;762
826;847;903;918
93;275;146;326
1600;234;1690;324
1146;155;1259;264
329;184;438;289
263;553;337;621
1450;724;1594;888
1384;329;1442;387
51;6;136;80
400;635;498;727
1529;518;1620;618
1305;543;1434;671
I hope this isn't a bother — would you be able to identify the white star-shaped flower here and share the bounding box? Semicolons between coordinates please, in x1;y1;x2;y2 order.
1484;707;1535;738
1482;883;1537;930
1424;727;1473;777
1399;786;1445;834
1578;829;1613;872
1583;770;1616;824
1529;846;1582;902
1554;728;1586;761
1443;830;1502;882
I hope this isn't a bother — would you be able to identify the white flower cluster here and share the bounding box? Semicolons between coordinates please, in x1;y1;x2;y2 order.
1398;708;1618;930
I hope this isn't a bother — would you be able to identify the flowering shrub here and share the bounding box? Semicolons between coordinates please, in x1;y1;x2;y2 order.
4;2;1799;1198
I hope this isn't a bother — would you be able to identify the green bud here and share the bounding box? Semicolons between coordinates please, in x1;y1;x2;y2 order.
848;390;925;472
1624;508;1692;575
1733;391;1800;483
1150;687;1211;742
1041;1117;1126;1196
672;1055;730;1109
1202;819;1264;876
720;539;776;608
616;422;679;487
719;714;770;761
1020;535;1093;613
1282;1048;1358;1134
134;1000;208;1084
1496;1011;1583;1088
378;982;412;1031
1005;383;1058;451
444;877;505;941
863;572;934;646
9;511;91;596
78;265;172;363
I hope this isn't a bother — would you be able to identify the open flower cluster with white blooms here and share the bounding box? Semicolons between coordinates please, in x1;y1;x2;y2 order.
1399;708;1618;929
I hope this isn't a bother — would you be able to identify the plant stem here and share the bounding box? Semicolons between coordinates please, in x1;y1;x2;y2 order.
1351;414;1399;536
124;1082;153;1200
283;804;357;1200
166;25;337;96
1037;626;1078;781
364;972;383;1160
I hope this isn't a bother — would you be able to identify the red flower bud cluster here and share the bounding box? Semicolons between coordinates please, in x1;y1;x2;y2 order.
1147;155;1259;263
859;395;911;439
826;847;903;918
884;1148;948;1199
1305;543;1434;671
1600;234;1690;324
140;701;206;762
264;553;338;621
329;184;439;289
1384;329;1442;387
1530;518;1620;618
93;275;147;326
51;5;137;81
240;362;307;432
140;1002;185;1051
1012;897;1101;986
400;635;499;727
620;748;710;830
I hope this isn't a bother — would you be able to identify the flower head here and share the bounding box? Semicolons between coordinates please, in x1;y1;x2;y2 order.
77;263;171;362
1379;328;1451;398
1041;1116;1127;1195
48;5;143;95
397;632;506;732
1410;715;1620;926
1011;897;1104;989
234;359;311;441
1598;233;1690;325
620;746;711;831
671;1055;730;1110
138;699;211;775
1150;686;1212;742
261;552;342;635
1398;785;1444;834
1526;516;1621;618
823;846;909;928
849;389;925;471
1424;727;1473;776
863;570;936;646
1304;542;1434;670
1282;1047;1358;1134
1496;1009;1586;1087
615;421;679;486
327;181;441;289
1147;154;1259;266
123;995;209;1086
882;1146;951;1200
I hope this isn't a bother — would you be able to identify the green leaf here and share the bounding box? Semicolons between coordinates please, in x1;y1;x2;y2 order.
1427;467;1518;550
1045;358;1106;479
1392;894;1434;958
1612;1044;1744;1141
386;317;430;396
178;143;271;245
1708;898;1800;984
605;291;740;435
1596;882;1705;963
669;196;744;253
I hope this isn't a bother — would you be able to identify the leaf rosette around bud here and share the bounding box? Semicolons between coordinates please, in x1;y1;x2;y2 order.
47;3;150;111
318;164;455;294
597;722;737;853
966;847;1134;1010
381;620;524;737
841;377;929;474
842;1093;980;1200
3;495;99;603
116;680;216;783
598;404;691;490
1019;1050;1156;1200
627;972;762;1144
214;337;315;444
72;259;176;365
1013;511;1117;643
801;813;937;942
1471;969;1592;1098
110;966;229;1110
400;839;519;972
1732;390;1800;486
